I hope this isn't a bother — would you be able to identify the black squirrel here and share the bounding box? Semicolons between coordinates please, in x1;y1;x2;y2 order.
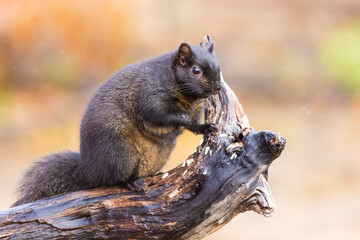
12;37;221;207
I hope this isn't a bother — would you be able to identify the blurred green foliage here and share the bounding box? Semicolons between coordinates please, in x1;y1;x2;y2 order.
318;22;360;94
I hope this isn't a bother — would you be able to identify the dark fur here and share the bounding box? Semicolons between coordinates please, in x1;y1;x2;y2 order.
13;42;221;206
12;151;83;206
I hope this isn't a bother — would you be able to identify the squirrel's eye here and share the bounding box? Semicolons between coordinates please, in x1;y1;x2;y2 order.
192;66;202;75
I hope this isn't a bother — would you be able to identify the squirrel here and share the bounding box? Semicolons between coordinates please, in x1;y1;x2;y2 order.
12;37;221;207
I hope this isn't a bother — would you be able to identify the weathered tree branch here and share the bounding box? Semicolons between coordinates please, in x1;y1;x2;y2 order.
0;36;286;240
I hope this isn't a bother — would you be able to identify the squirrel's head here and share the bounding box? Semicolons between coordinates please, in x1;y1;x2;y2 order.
173;42;221;99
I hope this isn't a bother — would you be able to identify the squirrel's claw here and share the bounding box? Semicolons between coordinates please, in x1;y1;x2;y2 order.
204;122;218;136
126;178;148;192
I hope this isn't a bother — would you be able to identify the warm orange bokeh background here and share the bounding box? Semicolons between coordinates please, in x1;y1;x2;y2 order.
1;1;360;239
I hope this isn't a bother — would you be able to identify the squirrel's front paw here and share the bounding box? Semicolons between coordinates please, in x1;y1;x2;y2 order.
126;178;148;192
187;122;218;135
203;122;218;135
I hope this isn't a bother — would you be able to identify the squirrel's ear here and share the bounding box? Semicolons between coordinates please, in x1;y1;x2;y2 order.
200;35;215;55
208;42;215;54
178;43;192;66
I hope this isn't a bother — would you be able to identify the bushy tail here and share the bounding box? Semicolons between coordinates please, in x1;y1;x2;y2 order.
12;151;83;207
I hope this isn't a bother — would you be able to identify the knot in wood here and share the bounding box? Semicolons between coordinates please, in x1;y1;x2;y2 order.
226;142;244;155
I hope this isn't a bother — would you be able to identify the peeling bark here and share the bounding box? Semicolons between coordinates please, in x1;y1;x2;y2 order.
0;36;286;240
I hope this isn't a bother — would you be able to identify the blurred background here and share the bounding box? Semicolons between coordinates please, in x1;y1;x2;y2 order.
1;0;359;239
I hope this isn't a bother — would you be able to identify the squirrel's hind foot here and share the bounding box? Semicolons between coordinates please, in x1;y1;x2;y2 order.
126;177;148;192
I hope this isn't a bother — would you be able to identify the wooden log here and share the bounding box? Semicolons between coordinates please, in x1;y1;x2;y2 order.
0;36;286;240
